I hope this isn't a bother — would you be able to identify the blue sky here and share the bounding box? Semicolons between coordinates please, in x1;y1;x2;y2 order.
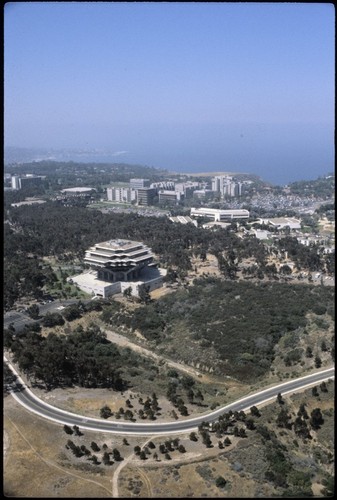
4;2;334;184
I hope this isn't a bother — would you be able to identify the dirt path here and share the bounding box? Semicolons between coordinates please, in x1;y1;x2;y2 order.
100;326;205;381
112;436;155;497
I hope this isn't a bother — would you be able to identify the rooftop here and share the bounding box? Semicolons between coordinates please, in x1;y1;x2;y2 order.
61;187;95;193
95;239;143;251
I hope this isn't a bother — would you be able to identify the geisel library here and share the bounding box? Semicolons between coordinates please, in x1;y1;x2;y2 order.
69;239;166;298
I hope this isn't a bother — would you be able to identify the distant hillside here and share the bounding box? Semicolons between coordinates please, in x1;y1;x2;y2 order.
287;175;335;199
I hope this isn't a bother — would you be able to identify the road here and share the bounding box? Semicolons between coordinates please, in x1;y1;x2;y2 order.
4;356;334;436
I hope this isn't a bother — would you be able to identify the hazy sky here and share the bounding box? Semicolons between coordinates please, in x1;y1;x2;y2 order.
4;2;334;184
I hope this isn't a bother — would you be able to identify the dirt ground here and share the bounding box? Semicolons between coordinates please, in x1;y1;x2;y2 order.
3;394;243;498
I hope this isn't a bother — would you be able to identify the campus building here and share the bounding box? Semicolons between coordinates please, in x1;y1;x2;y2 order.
137;187;157;206
107;187;137;203
158;190;184;205
130;178;150;189
70;239;165;298
190;207;250;221
84;239;154;281
11;174;43;190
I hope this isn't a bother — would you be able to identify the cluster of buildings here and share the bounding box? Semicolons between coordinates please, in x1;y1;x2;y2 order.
211;175;243;198
106;175;246;207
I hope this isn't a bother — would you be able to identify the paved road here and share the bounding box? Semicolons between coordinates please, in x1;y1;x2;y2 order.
5;357;334;436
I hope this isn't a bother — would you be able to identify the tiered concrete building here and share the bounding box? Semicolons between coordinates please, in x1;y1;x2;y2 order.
70;239;165;298
84;239;154;282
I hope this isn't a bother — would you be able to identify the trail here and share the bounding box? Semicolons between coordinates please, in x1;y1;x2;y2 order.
100;326;204;380
112;436;155;497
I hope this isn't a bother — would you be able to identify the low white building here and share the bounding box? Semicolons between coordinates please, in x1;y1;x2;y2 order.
168;215;198;226
69;266;166;298
253;229;271;240
267;218;301;230
190;207;249;221
61;187;95;195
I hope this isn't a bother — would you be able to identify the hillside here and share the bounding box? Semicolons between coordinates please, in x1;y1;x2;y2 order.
102;277;335;382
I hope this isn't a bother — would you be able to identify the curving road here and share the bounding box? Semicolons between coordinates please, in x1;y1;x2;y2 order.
4;356;334;436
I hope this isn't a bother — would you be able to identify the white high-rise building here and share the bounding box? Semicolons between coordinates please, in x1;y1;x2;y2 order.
107;187;136;203
11;176;20;190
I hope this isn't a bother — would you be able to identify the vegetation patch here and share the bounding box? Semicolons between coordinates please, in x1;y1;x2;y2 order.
101;277;334;381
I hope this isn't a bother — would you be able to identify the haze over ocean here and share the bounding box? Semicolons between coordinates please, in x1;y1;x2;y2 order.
4;3;334;186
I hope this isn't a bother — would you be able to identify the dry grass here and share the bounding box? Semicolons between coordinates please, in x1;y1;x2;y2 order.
4;378;334;498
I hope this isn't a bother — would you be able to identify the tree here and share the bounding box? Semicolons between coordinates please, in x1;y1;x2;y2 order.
294;416;311;440
194;389;204;405
134;445;141;455
215;476;227;488
312;386;319;397
42;312;65;327
310;408;324;430
320;381;328;392
138;284;151;304
305;346;313;358
73;425;82;436
103;451;111;465
315;355;322;368
100;405;112;418
139;450;147;460
26;304;40;320
320;340;328;352
123;286;132;298
246;418;255;430
178;403;188;416
189;432;198;441
276;408;292;429
276;392;284;405
124;409;134;421
63;425;73;435
297;403;309;419
224;437;231;447
112;448;122;461
165;440;173;452
91;441;100;452
250;406;261;417
201;431;212;448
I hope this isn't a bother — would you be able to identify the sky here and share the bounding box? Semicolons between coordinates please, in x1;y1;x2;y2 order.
4;2;335;185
